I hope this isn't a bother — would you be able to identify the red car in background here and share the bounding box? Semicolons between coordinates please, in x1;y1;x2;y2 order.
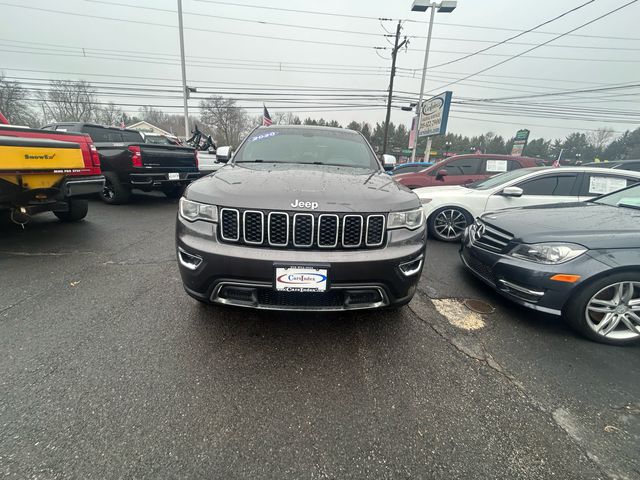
394;154;545;189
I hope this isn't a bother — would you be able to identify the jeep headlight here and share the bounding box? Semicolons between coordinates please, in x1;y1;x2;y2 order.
387;208;424;230
179;197;218;223
509;242;586;264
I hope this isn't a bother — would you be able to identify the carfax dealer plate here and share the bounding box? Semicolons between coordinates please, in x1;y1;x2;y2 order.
275;266;328;292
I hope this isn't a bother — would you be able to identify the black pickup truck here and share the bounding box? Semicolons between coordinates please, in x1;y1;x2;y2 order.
42;123;201;204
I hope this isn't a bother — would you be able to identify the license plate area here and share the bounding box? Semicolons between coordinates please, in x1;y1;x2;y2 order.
275;266;328;292
168;172;180;180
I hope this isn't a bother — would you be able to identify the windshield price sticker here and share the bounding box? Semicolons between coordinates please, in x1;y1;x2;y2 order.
276;267;328;292
589;176;628;195
485;160;508;172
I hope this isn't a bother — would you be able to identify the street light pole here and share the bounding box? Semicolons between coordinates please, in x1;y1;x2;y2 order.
177;0;189;140
411;5;436;163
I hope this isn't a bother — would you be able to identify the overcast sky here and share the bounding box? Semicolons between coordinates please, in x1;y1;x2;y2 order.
1;0;639;140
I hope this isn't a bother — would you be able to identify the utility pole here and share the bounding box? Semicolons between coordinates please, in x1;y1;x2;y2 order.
177;0;189;139
411;5;436;163
382;21;408;155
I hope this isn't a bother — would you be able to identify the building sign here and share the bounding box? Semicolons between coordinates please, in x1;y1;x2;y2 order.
510;129;530;156
418;91;453;137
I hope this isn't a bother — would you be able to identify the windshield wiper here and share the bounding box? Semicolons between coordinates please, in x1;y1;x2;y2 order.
617;202;640;210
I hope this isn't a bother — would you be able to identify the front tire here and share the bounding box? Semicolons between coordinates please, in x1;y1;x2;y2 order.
564;272;640;346
100;172;131;204
427;206;472;242
54;199;88;222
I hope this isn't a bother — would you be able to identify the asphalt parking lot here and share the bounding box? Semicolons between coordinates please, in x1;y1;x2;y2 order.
1;193;638;480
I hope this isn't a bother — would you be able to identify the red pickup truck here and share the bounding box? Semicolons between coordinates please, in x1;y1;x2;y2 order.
0;123;104;225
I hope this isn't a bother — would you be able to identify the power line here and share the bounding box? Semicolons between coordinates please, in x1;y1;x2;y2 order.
423;0;595;69
447;115;625;133
192;0;393;21
426;0;640;93
195;0;640;43
85;0;387;38
0;3;380;50
0;39;392;73
474;82;640;102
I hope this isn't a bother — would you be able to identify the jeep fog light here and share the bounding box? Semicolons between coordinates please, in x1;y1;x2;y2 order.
399;255;424;276
178;247;203;270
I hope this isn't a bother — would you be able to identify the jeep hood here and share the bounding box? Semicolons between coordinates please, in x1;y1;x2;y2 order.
186;163;420;212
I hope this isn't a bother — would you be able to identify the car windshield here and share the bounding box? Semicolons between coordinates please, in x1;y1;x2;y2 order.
465;168;540;190
234;128;379;170
592;183;640;209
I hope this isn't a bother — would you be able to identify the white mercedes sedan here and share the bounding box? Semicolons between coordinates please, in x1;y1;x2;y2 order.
416;166;640;241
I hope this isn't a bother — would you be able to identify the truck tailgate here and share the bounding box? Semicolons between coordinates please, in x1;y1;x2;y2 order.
139;144;196;169
0;136;83;172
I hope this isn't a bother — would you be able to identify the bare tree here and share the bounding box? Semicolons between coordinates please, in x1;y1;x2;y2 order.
271;111;288;125
0;75;39;126
200;96;250;146
96;102;124;126
587;127;615;154
39;80;97;123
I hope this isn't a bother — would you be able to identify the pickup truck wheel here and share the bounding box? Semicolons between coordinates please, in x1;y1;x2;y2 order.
162;185;185;199
427;206;472;242
100;172;131;204
54;199;88;222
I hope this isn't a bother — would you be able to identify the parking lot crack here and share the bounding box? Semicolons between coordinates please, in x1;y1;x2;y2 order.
407;294;615;479
0;250;98;257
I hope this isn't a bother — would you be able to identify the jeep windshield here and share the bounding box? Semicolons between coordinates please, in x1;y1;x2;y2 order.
234;128;380;170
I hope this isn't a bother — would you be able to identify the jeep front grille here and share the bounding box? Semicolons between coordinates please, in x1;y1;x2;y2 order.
219;208;386;249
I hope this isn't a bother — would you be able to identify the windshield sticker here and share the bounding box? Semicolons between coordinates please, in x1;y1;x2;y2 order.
485;160;507;172
249;131;279;142
589;176;628;195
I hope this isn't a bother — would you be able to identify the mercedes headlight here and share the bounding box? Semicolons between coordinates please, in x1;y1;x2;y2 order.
509;243;586;264
387;208;424;230
179;197;218;223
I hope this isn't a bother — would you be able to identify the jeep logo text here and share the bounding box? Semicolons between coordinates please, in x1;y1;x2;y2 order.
291;199;318;210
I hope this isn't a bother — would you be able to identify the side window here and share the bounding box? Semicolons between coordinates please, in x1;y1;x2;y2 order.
581;174;637;196
441;157;482;176
518;174;577;196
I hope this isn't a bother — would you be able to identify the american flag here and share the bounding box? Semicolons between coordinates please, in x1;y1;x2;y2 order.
119;114;126;129
262;105;273;126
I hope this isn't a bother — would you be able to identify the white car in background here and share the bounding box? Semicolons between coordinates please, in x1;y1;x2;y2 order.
416;166;640;241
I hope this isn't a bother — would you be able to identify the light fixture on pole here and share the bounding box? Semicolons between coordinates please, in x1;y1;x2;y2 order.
410;0;457;163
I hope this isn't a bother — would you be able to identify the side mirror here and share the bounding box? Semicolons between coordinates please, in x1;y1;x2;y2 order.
436;169;448;180
501;186;523;197
216;146;232;163
381;154;396;171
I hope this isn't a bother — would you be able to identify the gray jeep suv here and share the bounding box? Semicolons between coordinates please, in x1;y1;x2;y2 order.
176;126;426;311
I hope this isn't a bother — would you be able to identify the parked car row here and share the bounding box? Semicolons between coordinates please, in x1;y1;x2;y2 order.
0;121;223;224
460;183;640;346
398;159;640;346
416;166;640;241
42;123;202;204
